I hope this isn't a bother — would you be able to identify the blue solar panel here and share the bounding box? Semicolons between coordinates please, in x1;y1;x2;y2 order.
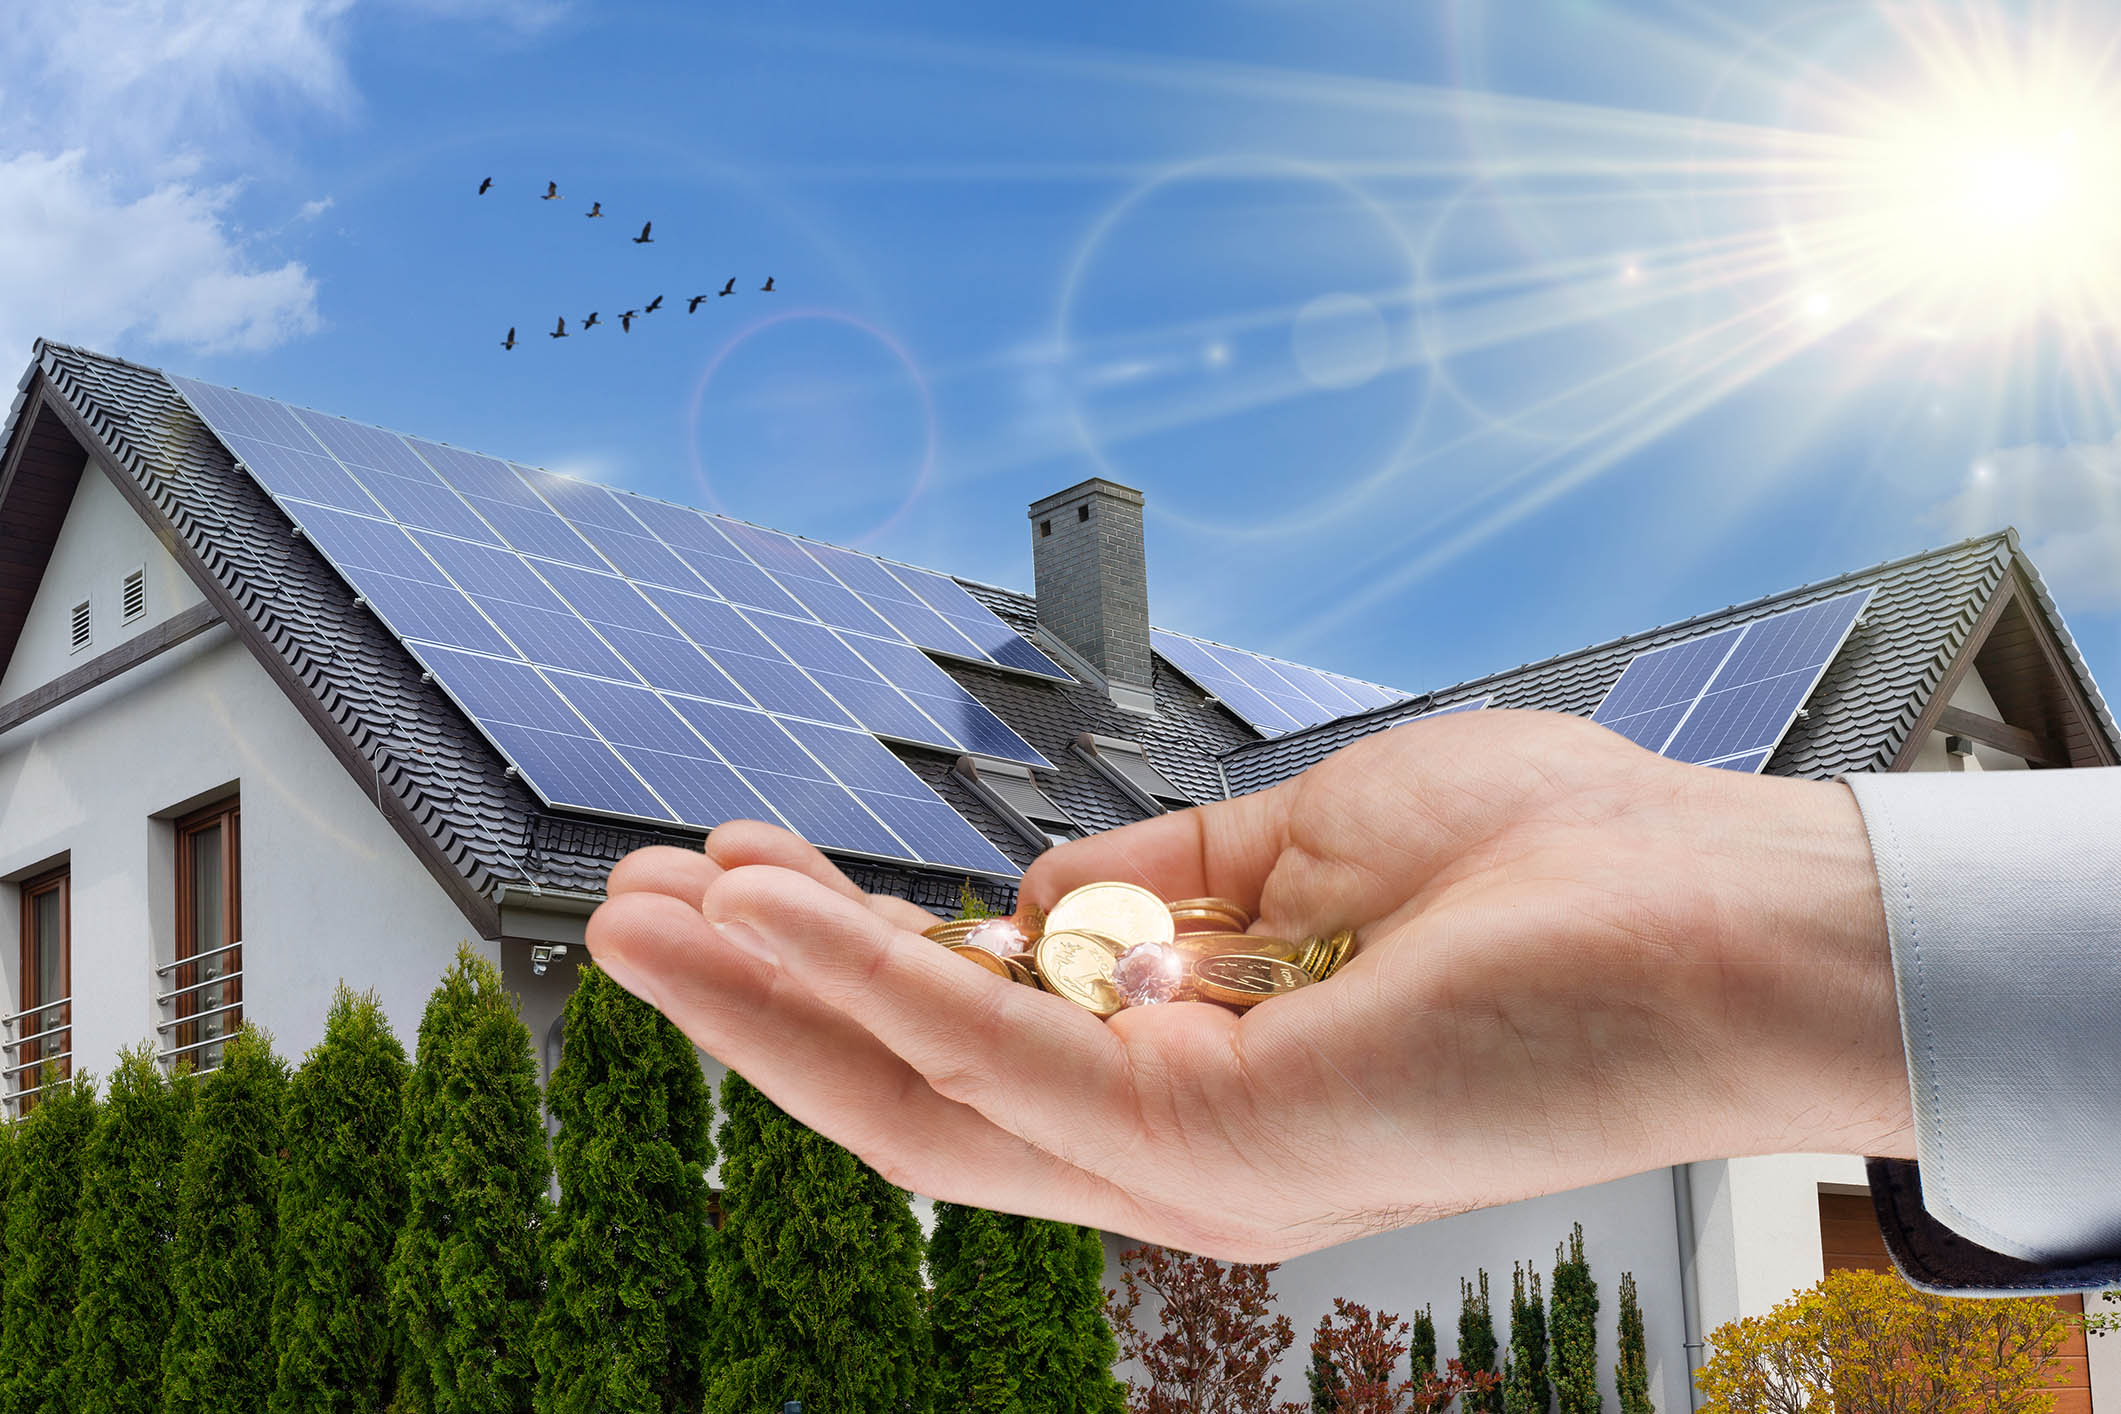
1150;631;1309;734
1150;629;1413;735
1591;589;1870;771
886;563;1072;679
172;374;1040;876
405;645;674;821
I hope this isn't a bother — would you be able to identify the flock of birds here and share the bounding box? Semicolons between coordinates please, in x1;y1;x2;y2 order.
482;177;776;351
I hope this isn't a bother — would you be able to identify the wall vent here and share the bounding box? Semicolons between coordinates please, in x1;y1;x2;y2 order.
69;599;92;654
122;568;147;623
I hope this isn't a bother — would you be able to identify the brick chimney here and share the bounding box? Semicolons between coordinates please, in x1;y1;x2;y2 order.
1028;478;1154;714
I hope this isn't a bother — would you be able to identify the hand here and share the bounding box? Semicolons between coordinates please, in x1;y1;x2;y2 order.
585;708;1913;1261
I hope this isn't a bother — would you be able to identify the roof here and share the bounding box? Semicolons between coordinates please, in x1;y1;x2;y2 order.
1224;529;2121;794
2;341;1257;929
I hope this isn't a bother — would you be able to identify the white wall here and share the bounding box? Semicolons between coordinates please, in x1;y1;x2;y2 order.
0;462;491;1079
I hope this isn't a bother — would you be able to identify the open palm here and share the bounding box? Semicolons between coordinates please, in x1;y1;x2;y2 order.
586;708;1911;1260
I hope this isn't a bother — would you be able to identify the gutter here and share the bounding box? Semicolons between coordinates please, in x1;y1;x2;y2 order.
1672;1163;1706;1410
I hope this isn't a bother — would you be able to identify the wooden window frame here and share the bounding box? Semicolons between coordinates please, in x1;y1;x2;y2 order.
174;797;241;1066
16;866;70;1106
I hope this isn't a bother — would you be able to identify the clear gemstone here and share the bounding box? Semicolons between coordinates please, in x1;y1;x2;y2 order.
960;917;1027;956
1113;942;1186;1007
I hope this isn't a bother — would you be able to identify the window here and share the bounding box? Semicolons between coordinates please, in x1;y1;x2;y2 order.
69;598;91;653
173;798;241;1072
1075;733;1193;813
956;757;1085;851
11;868;70;1111
122;568;146;623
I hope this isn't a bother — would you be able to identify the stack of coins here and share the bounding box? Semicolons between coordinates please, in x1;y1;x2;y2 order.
920;882;1360;1018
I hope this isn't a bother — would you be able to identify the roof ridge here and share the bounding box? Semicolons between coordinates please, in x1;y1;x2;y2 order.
1231;529;2017;752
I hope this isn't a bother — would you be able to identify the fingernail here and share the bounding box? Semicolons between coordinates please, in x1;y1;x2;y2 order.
710;917;779;969
589;947;662;1010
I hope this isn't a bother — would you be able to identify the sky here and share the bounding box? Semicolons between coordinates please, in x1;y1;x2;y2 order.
7;0;2119;703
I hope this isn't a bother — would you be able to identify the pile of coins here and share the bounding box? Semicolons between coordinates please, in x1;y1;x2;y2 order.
920;881;1357;1018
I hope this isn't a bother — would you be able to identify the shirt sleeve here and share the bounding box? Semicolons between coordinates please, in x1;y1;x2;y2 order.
1841;766;2121;1295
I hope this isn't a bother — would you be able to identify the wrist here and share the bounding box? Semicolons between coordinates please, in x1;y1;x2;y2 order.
1681;769;1915;1160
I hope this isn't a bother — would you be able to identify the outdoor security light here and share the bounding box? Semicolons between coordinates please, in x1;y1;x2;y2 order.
530;943;568;977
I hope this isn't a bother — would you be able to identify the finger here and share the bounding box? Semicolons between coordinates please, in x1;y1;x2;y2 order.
700;864;1147;1176
605;845;714;902
586;890;1136;1227
1019;786;1292;916
702;818;941;934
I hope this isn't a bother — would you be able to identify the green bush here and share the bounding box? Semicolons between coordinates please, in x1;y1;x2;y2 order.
1550;1223;1602;1414
929;1204;1125;1414
1503;1261;1550;1414
1410;1304;1436;1384
0;1071;96;1414
1615;1272;1652;1414
70;1048;189;1414
271;987;411;1414
387;946;551;1414
704;1072;930;1414
534;963;715;1414
161;1027;289;1414
1458;1270;1502;1414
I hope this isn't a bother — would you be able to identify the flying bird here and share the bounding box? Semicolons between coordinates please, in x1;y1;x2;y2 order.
478;177;493;195
644;294;664;314
500;326;516;349
633;221;654;244
549;316;568;338
718;278;735;296
687;294;707;312
582;311;601;329
586;201;603;218
760;276;775;292
620;309;639;332
542;181;561;200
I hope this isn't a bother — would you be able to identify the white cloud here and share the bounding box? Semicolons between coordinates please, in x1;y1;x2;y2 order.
297;196;335;221
1928;436;2121;611
0;151;318;358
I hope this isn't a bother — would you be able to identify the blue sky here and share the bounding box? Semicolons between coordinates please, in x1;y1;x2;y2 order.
7;0;2119;703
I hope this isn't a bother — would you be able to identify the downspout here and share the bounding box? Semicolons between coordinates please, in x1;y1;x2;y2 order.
1671;1163;1706;1410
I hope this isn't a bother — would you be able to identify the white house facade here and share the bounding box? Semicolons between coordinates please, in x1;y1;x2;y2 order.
3;340;2115;1411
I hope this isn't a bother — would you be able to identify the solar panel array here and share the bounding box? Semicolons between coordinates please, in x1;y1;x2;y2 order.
1590;587;1871;771
169;374;1060;877
1150;629;1411;735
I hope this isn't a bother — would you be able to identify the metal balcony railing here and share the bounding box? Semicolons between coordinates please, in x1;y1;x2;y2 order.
155;942;243;1078
1;997;72;1113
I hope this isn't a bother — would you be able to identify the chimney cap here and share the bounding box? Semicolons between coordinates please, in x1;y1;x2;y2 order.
1028;477;1143;518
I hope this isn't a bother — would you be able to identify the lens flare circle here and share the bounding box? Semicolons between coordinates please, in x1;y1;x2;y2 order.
1055;153;1431;540
683;308;937;546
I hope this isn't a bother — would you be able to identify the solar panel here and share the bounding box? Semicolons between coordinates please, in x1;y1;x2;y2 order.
1590;588;1871;772
170;372;1034;877
1150;628;1413;736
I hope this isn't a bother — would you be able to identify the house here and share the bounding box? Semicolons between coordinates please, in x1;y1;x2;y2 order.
2;339;2115;1410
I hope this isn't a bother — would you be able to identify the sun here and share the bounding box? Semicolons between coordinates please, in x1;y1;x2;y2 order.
1788;17;2121;339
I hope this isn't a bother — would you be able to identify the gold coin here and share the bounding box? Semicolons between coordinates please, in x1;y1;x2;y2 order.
1193;953;1312;1009
923;918;978;943
1002;955;1039;988
1318;928;1357;981
947;943;1012;978
1046;882;1175;951
1032;929;1126;1018
1015;904;1048;944
1166;931;1256;960
1168;897;1253;929
1294;938;1326;978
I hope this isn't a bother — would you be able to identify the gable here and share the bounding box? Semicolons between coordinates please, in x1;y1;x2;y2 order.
0;455;205;703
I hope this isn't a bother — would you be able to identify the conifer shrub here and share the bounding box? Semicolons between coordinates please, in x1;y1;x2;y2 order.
1458;1270;1502;1414
161;1027;289;1414
0;1070;95;1414
271;986;411;1414
534;962;716;1414
704;1071;930;1414
1549;1223;1602;1414
1503;1261;1551;1414
71;1047;188;1414
1410;1305;1436;1385
1614;1273;1652;1414
388;946;551;1414
928;1203;1125;1414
